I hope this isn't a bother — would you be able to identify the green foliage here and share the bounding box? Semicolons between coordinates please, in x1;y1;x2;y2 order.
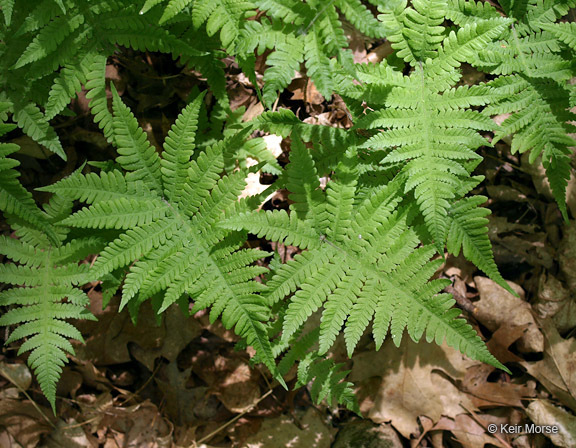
0;0;226;156
448;0;576;220
1;0;574;414
222;142;507;371
43;90;284;384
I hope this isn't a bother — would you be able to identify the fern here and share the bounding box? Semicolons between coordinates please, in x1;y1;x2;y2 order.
0;106;103;411
222;141;507;370
0;0;228;156
338;3;513;292
0;102;57;240
43;90;283;382
448;0;576;219
234;0;385;104
0;231;98;412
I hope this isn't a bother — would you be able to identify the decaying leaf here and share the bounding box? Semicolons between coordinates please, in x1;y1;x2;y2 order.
0;362;32;391
351;337;477;438
526;399;576;448
473;277;543;353
522;320;576;412
433;414;507;448
533;272;576;334
462;363;535;408
244;408;333;448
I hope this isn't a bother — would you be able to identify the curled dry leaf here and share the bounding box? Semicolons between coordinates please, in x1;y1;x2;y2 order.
76;302;200;369
155;362;208;426
485;324;527;364
0;398;55;447
473;277;543;353
463;363;535;408
488;217;554;269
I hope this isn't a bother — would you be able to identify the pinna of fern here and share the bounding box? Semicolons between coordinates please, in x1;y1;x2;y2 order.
43;88;287;384
336;0;513;293
446;0;576;220
1;107;105;412
221;136;509;372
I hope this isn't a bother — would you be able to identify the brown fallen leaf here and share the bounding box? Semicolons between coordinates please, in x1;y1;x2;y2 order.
533;272;576;334
76;393;173;448
488;217;554;270
288;78;324;105
350;337;477;438
433;414;508;448
215;360;261;414
155;361;208;426
522;319;576;412
526;399;576;448
485;324;527;364
44;420;93;448
76;302;200;370
473;277;543;353
244;408;333;448
0;398;55;447
462;363;535;408
0;362;32;391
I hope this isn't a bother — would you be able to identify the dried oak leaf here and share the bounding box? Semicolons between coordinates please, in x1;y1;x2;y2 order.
350;337;477;438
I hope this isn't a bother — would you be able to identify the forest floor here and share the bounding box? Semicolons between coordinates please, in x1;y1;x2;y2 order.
1;36;576;448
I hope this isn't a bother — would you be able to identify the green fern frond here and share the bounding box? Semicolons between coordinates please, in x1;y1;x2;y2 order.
45;51;95;120
161;92;206;204
85;54;114;141
356;70;496;246
335;0;386;38
541;22;576;50
379;0;448;65
446;196;513;292
13;103;65;159
192;0;256;50
445;0;501;26
0;121;58;239
159;0;194;24
111;87;163;194
446;0;576;217
14;13;84;69
48;95;282;380
222;147;507;370
0;179;101;412
484;75;576;219
0;0;14;26
0;238;96;411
